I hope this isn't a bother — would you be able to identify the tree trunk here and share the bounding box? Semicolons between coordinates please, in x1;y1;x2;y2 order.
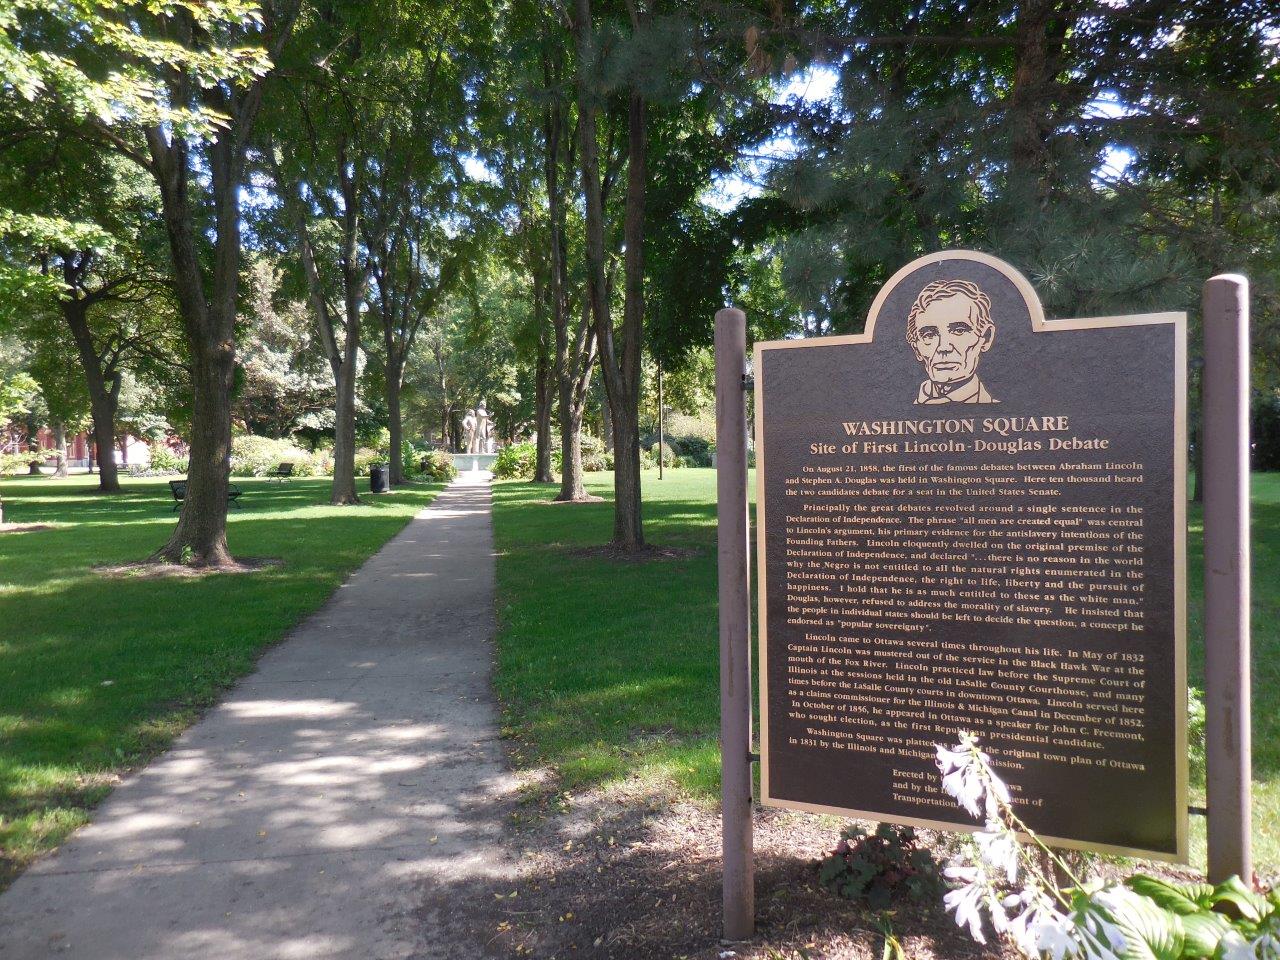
145;74;271;565
534;331;554;482
559;403;586;501
572;2;646;549
62;299;122;492
26;416;41;474
387;355;405;485
89;386;120;492
331;357;359;504
52;422;69;477
610;402;642;538
601;382;613;453
610;91;648;548
154;344;235;566
545;40;595;502
531;263;555;483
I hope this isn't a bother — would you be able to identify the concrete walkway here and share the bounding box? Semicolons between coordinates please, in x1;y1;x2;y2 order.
0;474;515;959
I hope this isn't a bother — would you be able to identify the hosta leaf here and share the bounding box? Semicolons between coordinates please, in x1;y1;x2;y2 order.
1181;911;1235;958
1129;876;1207;916
1105;888;1186;960
1211;877;1269;924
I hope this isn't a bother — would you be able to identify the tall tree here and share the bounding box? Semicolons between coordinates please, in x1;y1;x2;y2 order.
5;0;303;561
265;0;481;495
365;203;472;484
235;256;333;440
548;30;603;503
269;135;366;504
0;135;177;492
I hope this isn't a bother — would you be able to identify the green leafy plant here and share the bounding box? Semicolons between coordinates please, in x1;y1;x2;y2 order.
351;448;383;478
493;442;537;479
1188;686;1207;782
0;451;34;476
415;449;456;482
230;435;325;477
649;441;679;468
670;434;713;466
818;823;944;909
936;732;1279;959
147;443;188;474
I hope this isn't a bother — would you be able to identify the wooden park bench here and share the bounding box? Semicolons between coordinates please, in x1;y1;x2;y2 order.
169;479;243;512
267;462;294;482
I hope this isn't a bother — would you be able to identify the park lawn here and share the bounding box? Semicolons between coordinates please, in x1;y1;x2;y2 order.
492;469;1280;874
0;473;444;887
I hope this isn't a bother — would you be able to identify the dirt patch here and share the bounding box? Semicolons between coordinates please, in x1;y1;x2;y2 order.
543;495;607;505
569;544;699;563
433;779;1009;960
0;523;55;534
93;557;283;579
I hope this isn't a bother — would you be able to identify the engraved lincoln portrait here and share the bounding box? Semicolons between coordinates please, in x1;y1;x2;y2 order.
905;278;999;405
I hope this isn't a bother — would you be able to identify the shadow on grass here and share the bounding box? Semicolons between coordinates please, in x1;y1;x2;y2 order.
0;475;446;884
494;471;1280;871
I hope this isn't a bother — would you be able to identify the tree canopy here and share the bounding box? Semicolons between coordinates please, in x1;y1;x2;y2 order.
2;0;1278;555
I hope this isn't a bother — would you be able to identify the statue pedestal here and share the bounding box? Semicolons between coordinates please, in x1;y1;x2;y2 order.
452;452;498;473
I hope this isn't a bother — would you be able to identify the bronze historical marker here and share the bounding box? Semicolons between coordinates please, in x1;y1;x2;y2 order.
755;251;1188;861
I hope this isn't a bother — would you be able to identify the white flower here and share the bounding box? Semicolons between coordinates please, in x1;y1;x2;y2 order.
983;769;1012;820
936;734;1013;821
944;865;980;884
1009;900;1069;958
1220;932;1260;960
943;873;990;944
939;755;985;817
974;823;1020;884
1034;911;1078;960
935;742;971;774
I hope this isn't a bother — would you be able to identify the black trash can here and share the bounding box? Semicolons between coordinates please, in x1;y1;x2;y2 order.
370;464;390;493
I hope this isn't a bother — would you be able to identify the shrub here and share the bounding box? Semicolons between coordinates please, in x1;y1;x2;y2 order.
416;449;457;482
147;443;188;474
665;410;715;444
494;442;537;479
401;440;425;479
818;824;943;908
0;452;35;476
649;441;678;468
1188;686;1207;783
1253;393;1280;471
352;447;384;477
583;450;608;472
230;435;323;477
670;434;713;466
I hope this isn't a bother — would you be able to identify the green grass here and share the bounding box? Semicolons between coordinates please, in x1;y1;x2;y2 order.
493;469;1280;873
493;471;724;798
0;473;444;885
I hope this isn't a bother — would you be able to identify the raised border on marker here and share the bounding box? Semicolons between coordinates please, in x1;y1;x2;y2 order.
753;249;1189;863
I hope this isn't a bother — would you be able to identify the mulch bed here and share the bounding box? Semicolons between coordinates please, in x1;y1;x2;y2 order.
431;779;1009;960
568;544;699;564
93;557;282;579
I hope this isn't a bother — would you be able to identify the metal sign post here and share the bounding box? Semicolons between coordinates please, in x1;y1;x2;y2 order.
715;307;754;940
1202;274;1253;883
